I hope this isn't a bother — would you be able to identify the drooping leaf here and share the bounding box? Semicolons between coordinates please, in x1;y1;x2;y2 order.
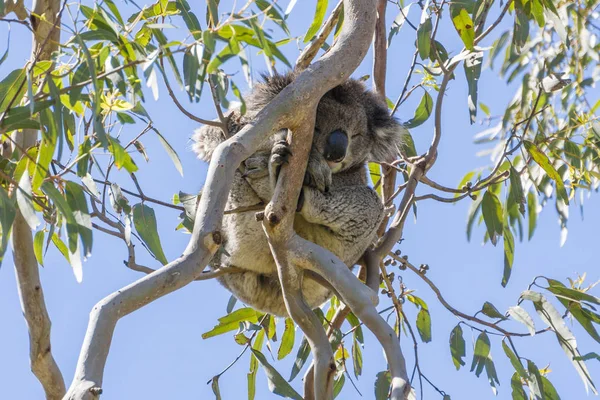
33;230;45;267
132;203;168;265
416;308;432;343
16;171;40;230
470;332;490;377
278;318;295;360
374;370;392;400
502;225;515;287
404;91;433;128
481;190;503;246
65;182;93;258
464;51;483;124
289;337;310;381
251;349;303;400
450;7;475;50
524;141;569;205
450;324;466;370
0;68;26;114
0;188;16;267
154;130;183;176
417;15;432;60
304;0;329;43
501;340;528;379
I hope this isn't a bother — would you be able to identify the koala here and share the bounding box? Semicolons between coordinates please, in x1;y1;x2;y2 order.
193;72;405;316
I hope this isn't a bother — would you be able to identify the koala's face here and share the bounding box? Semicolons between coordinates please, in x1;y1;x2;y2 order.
247;74;405;173
312;79;405;174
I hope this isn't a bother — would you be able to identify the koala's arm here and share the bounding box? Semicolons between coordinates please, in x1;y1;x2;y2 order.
300;185;384;244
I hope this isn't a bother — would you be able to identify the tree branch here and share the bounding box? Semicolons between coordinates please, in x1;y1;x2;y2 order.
64;1;396;399
10;0;66;398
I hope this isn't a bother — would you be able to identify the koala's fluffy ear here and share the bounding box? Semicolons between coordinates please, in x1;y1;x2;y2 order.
363;92;407;162
246;72;297;112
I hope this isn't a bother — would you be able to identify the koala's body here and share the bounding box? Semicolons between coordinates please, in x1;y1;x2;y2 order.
193;73;405;316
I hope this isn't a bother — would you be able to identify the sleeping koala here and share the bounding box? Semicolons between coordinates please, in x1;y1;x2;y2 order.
193;72;405;316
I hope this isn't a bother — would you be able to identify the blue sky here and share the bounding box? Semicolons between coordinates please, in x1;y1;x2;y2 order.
0;1;598;399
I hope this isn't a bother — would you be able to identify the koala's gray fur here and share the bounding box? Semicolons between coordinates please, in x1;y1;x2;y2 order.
193;72;405;316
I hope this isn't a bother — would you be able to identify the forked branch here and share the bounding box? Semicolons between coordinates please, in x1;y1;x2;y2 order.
64;1;407;399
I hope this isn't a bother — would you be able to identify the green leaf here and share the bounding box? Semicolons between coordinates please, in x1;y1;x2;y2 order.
183;45;200;102
132;203;168;265
508;305;535;335
207;0;219;27
34;230;45;266
541;376;561;400
33;109;59;191
333;373;345;398
481;190;503;246
16;171;40;230
417;16;433;60
502;225;515;287
278;318;295;360
251;349;303;400
0;68;26;114
154;130;183;176
522;290;598;394
65;182;93;258
51;233;70;264
524;141;569;204
211;375;222;400
450;7;475;50
511;372;527;400
304;0;328;42
0;188;16;267
450;324;466;370
352;337;363;378
175;0;202;40
502;340;528;379
416;308;432;343
256;0;290;35
464;51;483;124
470;332;490;377
404;91;433;128
481;302;505;319
41;182;79;254
202;307;258;339
289;338;310;381
374;370;392;400
368;162;382;196
108;137;138;173
509;166;525;215
513;2;530;50
527;191;538;240
547;280;600;306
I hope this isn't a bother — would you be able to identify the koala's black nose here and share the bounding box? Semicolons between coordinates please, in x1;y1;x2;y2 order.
324;129;348;163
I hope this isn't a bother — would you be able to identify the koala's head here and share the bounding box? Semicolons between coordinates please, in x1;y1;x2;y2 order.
250;72;406;173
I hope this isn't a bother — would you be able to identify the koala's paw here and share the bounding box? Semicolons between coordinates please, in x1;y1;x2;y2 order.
269;140;292;187
305;156;332;193
243;155;269;179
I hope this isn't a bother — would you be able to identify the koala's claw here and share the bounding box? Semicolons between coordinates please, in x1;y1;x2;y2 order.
270;140;292;167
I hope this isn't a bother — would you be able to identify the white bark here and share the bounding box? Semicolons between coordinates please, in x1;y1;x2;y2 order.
11;0;66;398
